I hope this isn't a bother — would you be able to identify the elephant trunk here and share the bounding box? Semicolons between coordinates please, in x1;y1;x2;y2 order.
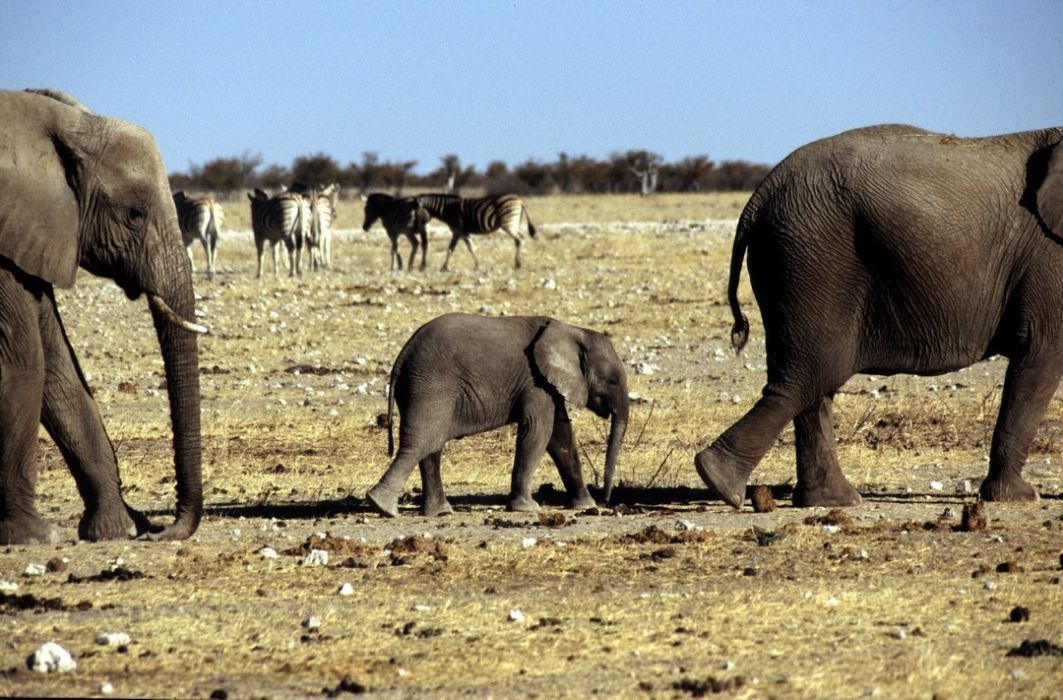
602;405;628;503
145;277;203;540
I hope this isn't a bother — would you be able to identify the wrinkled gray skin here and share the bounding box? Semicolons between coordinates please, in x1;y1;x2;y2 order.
366;313;629;517
696;124;1063;508
0;89;204;544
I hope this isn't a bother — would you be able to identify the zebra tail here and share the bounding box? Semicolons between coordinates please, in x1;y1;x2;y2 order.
524;206;537;239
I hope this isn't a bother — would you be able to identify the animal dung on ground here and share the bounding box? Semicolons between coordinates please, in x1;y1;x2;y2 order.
750;485;776;513
1009;606;1030;623
961;501;988;532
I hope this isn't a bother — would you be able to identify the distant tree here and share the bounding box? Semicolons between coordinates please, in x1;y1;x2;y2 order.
256;164;291;190
290;153;342;188
709;160;771;191
338;162;362;191
513;159;556;195
380;160;418;196
620;150;662;196
168;171;196;193
194;151;262;194
358;151;382;194
665;155;715;192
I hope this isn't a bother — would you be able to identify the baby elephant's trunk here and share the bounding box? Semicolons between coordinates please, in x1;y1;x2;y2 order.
602;408;628;503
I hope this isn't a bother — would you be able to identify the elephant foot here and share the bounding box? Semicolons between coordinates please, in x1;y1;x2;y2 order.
507;495;540;513
567;492;597;510
793;479;862;508
421;498;454;517
79;502;149;541
695;447;751;508
0;513;62;545
979;475;1039;502
365;485;401;518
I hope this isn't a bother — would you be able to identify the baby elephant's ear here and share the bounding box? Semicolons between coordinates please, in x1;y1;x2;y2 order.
1037;141;1063;239
532;321;588;407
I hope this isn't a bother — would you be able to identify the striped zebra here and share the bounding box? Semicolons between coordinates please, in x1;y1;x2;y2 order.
361;193;430;271
247;189;308;278
290;182;338;270
415;193;537;270
173;191;223;280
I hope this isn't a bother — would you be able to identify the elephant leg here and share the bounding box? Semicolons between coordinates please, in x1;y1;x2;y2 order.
980;350;1063;501
37;288;147;540
0;269;60;544
508;395;553;512
695;384;805;508
418;451;453;516
366;447;426;517
546;416;596;509
793;394;861;507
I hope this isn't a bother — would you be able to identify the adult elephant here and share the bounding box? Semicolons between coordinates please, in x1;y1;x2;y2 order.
696;124;1063;508
0;89;206;544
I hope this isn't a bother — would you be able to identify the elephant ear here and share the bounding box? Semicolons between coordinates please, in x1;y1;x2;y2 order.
0;92;84;289
532;320;588;408
1036;141;1063;239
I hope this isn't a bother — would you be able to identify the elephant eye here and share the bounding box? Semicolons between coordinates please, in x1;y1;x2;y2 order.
127;206;147;226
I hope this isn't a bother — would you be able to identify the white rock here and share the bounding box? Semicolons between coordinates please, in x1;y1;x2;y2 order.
850;548;869;561
302;616;321;630
730;394;742;404
675;520;701;532
954;479;973;494
634;361;658;376
412;604;432;612
983;580;997;591
888;629;906;640
23;563;45;577
507;608;526;623
542;278;557;290
821;525;839;535
929;481;944;491
825;595;841;607
338;582;355;596
100;682;115;695
302;549;329;567
722;660;736;671
0;580;19;594
96;632;131;647
28;642;76;673
521;537;538;549
259;546;279;559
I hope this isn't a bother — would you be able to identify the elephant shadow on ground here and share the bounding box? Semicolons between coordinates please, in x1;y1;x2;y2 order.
141;482;1059;525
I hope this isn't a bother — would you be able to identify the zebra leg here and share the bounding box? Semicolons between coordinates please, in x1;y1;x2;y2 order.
200;238;213;281
405;232;418;272
390;233;401;271
501;226;523;269
462;236;479;270
419;228;429;270
255;238;265;279
185;244;196;274
441;232;461;271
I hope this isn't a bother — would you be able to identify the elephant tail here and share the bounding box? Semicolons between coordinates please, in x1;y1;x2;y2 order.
386;371;397;457
728;205;754;353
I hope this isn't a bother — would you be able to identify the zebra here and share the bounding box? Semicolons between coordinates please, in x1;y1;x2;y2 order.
247;189;308;278
361;193;431;271
415;193;537;270
173;191;223;280
289;182;338;270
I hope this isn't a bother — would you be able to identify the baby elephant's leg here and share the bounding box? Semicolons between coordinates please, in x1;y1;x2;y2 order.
366;448;423;517
418;451;452;516
547;417;596;509
508;396;554;512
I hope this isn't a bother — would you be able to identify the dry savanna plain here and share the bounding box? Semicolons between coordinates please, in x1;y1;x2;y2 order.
2;193;1061;699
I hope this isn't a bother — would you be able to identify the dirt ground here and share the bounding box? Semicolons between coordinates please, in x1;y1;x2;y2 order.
2;193;1061;699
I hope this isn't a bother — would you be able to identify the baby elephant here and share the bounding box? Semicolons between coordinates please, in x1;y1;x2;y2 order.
366;313;629;517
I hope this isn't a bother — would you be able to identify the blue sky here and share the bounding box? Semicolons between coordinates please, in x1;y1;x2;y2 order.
2;1;1060;175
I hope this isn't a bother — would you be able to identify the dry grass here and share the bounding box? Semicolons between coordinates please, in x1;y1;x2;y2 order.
2;193;1061;698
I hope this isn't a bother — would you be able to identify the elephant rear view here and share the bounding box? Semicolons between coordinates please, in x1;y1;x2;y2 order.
366;313;629;517
696;124;1063;509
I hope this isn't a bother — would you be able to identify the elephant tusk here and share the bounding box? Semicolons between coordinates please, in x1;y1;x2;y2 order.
148;294;209;334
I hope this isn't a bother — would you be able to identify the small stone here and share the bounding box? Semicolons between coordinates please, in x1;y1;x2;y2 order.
521;537;537;549
0;580;18;594
750;485;776;513
954;479;973;494
929;481;944;492
961;501;988;532
635;362;657;376
337;583;355;596
96;632;131;647
542;278;557;290
508;608;526;623
722;660;736;671
941;507;956;520
302;549;329;567
675;520;701;532
412;604;432;612
100;682;115;695
1009;606;1030;623
821;525;840;535
850;548;869;561
259;546;278;559
27;642;76;673
888;629;906;640
302;616;321;631
983;580;997;591
46;557;68;573
23;563;46;577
